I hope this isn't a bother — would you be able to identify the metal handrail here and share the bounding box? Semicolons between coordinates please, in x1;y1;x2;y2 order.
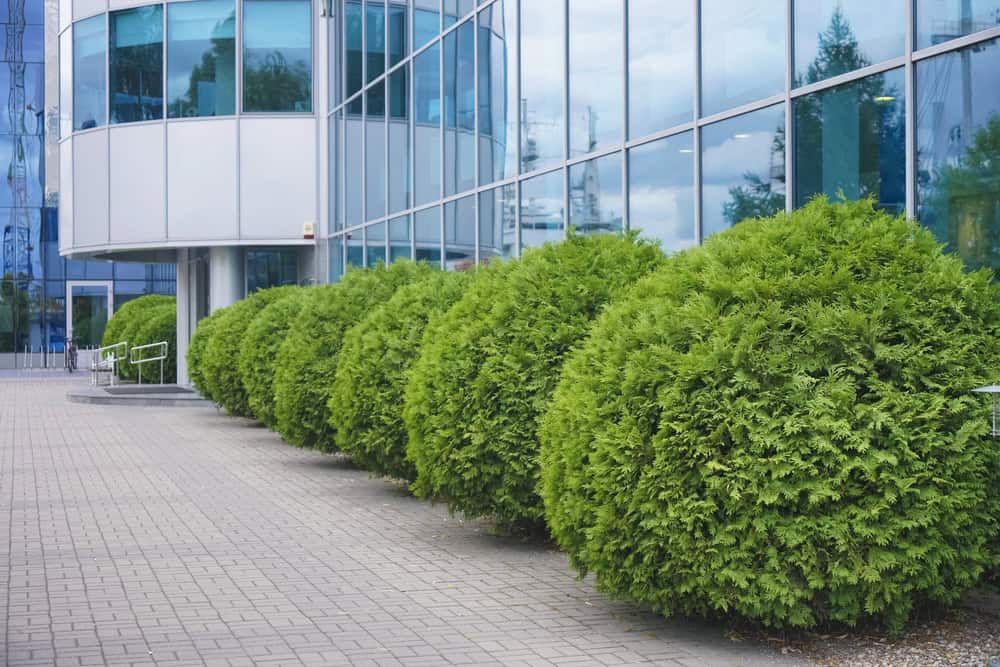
130;341;169;385
93;342;128;386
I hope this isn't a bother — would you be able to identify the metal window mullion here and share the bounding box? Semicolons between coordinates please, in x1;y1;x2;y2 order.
784;0;794;211
621;0;629;233
904;0;915;219
692;0;702;245
562;0;569;239
439;30;445;268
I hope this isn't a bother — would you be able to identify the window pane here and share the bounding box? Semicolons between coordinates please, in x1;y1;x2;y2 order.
110;6;164;124
366;82;386;221
478;0;517;184
479;184;516;262
243;0;312;112
346;107;362;226
415;206;441;264
367;0;385;83
443;20;474;196
414;42;441;205
520;0;564;172
73;14;106;130
794;68;905;214
329;236;345;281
246;248;298;293
60;29;72;137
917;0;1000;49
444;195;475;269
701;0;784;116
345;0;362;98
569;0;623;157
330;111;342;231
569;152;623;235
521;169;564;248
367;222;387;267
702;104;786;238
444;0;475;26
0;136;43;207
167;0;236;118
628;0;693;139
795;1;905;86
628;132;695;253
389;215;412;262
389;1;408;66
389;65;410;213
415;0;439;50
347;230;364;268
917;38;1000;272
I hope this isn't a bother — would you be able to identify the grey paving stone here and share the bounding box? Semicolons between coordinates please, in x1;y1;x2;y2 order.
0;378;811;666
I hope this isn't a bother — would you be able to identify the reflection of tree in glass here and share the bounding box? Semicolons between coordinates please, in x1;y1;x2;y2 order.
244;51;311;112
799;7;870;86
722;125;786;226
0;275;29;353
179;13;236;117
921;116;1000;272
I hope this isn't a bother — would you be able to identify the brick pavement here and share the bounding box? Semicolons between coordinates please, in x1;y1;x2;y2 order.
0;378;809;667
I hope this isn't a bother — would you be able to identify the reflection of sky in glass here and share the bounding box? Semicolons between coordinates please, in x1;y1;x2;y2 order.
167;0;236;118
795;0;905;84
520;0;564;172
917;0;1000;49
569;0;623;157
629;0;693;139
701;104;785;237
701;0;784;116
569;153;623;235
520;169;564;248
628;132;695;253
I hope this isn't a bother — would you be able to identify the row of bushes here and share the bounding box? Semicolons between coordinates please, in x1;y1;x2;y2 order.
187;198;1000;634
101;294;178;383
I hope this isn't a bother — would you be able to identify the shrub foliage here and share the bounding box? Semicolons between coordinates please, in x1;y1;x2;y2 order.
240;289;310;428
539;198;1000;632
188;309;223;399
273;261;435;451
201;286;298;416
330;269;470;480
102;295;176;382
404;233;665;530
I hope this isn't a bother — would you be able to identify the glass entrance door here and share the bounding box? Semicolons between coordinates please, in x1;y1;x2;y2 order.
66;281;113;348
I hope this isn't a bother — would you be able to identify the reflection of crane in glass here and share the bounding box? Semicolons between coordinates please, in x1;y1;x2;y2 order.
520;97;558;173
2;0;34;282
569;107;621;234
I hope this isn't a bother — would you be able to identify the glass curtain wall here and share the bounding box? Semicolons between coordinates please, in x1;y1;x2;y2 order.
109;5;164;124
167;0;237;118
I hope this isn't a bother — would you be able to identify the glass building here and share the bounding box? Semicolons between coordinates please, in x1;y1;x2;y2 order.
53;0;1000;382
0;0;174;369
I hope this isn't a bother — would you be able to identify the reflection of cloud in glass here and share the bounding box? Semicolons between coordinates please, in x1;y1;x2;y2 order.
520;1;564;171
628;0;693;138
795;0;904;83
569;0;623;155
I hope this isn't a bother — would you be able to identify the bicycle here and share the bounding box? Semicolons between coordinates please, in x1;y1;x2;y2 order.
65;337;78;373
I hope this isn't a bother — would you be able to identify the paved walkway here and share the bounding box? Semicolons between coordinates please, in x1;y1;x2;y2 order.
0;378;807;667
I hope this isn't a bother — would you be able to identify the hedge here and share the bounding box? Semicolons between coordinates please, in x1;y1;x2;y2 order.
129;303;178;383
240;288;310;428
329;269;471;481
273;261;436;451
188;308;223;400
404;233;665;531
101;294;175;382
201;285;299;416
539;198;1000;632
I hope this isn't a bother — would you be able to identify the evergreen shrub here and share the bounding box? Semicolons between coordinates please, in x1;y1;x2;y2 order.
273;261;435;451
539;198;1000;633
240;288;310;428
404;233;665;531
330;269;471;480
188;309;223;399
129;303;178;383
101;294;175;382
201;286;298;416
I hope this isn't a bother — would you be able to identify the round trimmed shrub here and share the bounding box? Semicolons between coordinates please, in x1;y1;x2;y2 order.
274;261;436;451
130;303;177;384
330;269;471;481
201;285;299;416
539;198;1000;633
240;288;311;428
102;295;175;382
404;233;665;531
188;309;223;399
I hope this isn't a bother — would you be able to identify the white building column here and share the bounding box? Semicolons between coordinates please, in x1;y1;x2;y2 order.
209;246;244;312
175;249;191;386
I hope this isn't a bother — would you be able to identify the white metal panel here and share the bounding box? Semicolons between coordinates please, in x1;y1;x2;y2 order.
72;130;109;247
73;0;107;21
59;0;71;34
167;119;239;241
110;123;165;244
59;139;74;252
239;117;317;239
109;0;157;8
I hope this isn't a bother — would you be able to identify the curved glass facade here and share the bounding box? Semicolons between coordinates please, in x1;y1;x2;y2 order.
327;0;1000;277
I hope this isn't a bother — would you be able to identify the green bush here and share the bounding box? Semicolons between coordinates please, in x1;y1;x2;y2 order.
330;269;471;481
201;286;299;416
539;198;1000;633
129;304;177;384
273;261;435;451
102;294;175;382
404;233;665;531
188;309;223;399
240;289;311;428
